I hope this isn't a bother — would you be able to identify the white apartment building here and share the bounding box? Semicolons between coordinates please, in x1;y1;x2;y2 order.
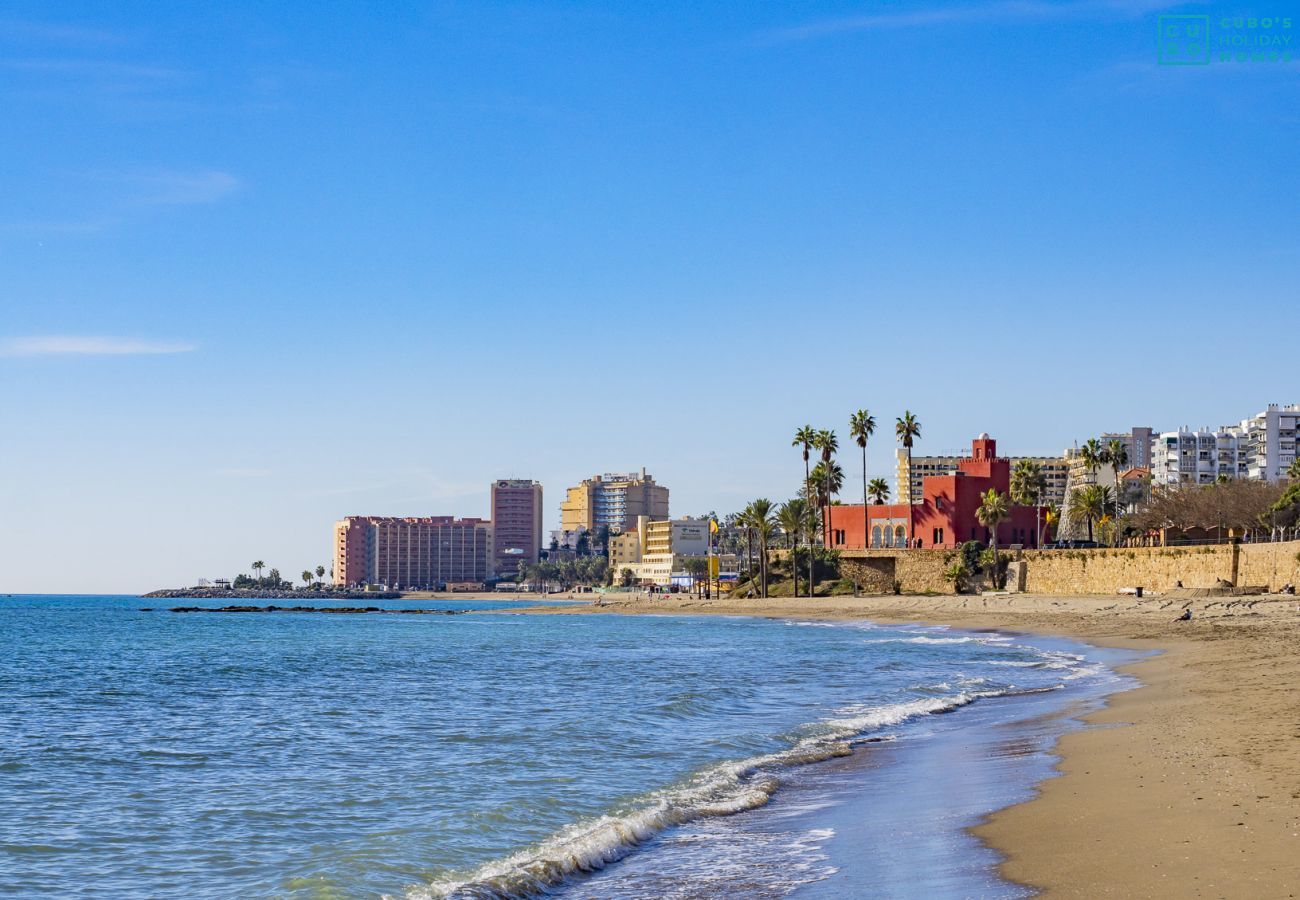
1149;428;1248;486
1234;404;1298;481
1150;405;1298;486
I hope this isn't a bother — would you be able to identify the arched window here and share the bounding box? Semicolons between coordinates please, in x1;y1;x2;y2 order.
895;525;906;546
871;525;882;548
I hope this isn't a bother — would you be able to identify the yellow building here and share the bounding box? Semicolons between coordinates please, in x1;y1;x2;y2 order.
559;469;669;535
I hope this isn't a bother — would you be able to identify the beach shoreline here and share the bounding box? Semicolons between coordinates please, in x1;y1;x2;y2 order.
506;593;1300;897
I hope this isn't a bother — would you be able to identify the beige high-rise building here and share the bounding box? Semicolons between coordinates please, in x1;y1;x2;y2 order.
559;469;669;536
896;448;1069;507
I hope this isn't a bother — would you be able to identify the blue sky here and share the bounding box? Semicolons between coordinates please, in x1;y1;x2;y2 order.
2;1;1296;592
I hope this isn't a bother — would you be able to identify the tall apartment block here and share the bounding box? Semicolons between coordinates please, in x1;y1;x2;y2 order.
1149;405;1297;486
333;516;493;589
559;469;669;536
896;448;1069;507
1234;404;1298;481
490;480;543;577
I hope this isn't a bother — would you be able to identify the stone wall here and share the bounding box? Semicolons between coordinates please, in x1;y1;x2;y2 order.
839;549;954;594
833;540;1300;595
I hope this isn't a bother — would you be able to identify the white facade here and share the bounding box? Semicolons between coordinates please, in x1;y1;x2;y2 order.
1233;404;1298;482
1150;429;1247;486
1150;405;1298;486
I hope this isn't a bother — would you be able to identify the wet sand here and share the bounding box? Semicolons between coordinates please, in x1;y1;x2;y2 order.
511;592;1300;897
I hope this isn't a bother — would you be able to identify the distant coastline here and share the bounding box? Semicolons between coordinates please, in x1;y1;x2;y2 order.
142;587;400;600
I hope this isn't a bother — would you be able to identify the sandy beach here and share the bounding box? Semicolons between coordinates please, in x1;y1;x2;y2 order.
511;592;1300;897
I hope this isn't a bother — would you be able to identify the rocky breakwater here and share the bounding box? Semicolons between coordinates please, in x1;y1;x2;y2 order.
143;587;401;600
157;605;467;614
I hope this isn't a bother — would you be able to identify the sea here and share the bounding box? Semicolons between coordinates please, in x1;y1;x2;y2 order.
0;595;1137;898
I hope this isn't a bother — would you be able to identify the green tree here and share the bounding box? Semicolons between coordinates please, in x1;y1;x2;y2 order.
745;498;777;598
252;560;265;584
895;411;922;547
1289;458;1300;481
793;425;817;598
812;429;839;552
867;478;890;505
976;488;1010;562
778;498;809;595
315;565;326;586
683;557;709;596
1070;484;1110;542
849;409;876;550
301;570;313;588
619;567;635;588
809;461;844;508
1010;459;1046;546
1079;438;1105;481
1103;438;1130;538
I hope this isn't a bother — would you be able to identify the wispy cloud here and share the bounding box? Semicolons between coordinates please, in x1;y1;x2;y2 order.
1;168;241;237
758;0;1185;45
0;19;126;46
0;335;197;357
116;168;242;206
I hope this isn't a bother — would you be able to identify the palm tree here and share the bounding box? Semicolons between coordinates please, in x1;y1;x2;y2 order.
748;498;777;598
849;409;876;549
1044;502;1060;542
895;412;922;547
1080;438;1104;482
867;478;890;505
315;564;326;586
1103;438;1129;535
1010;459;1046;547
810;461;844;507
301;570;313;588
812;429;839;550
976;489;1010;585
252;560;265;584
793;425;817;598
778;498;810;596
1070;485;1110;542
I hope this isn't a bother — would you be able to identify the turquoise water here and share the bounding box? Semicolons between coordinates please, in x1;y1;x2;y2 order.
0;596;1124;898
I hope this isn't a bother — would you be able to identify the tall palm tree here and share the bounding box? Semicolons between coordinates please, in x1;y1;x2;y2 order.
1070;485;1109;542
793;425;817;597
1079;438;1104;483
810;461;845;508
315;564;326;585
745;498;777;598
849;409;876;549
301;570;313;588
976;489;1010;587
895;412;922;547
1103;438;1129;533
252;560;265;583
812;429;838;550
778;498;808;597
1010;459;1046;547
867;478;890;505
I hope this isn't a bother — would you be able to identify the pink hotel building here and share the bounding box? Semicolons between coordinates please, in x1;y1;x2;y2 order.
332;480;543;588
333;516;493;589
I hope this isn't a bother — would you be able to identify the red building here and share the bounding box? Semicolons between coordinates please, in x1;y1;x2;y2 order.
826;435;1048;550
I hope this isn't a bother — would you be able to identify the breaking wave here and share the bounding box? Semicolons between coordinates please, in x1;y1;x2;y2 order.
404;688;1033;899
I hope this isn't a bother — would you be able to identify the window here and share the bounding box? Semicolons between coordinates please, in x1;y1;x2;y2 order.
871;525;882;548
